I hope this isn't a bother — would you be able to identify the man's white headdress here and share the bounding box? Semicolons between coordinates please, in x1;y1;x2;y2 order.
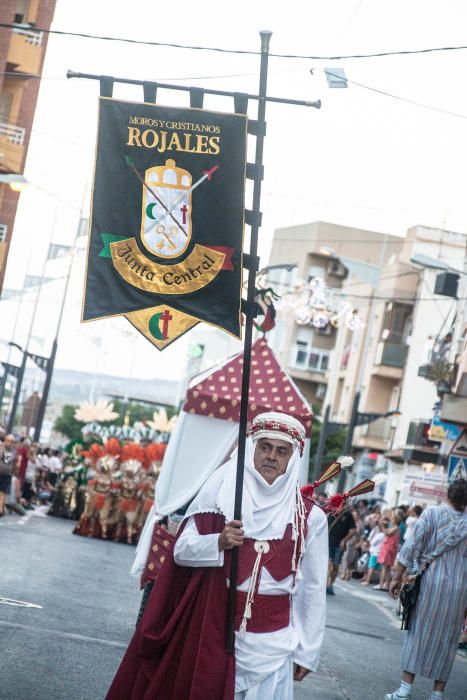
186;411;306;540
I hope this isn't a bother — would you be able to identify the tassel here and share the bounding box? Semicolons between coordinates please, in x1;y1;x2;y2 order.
323;492;347;514
239;541;268;637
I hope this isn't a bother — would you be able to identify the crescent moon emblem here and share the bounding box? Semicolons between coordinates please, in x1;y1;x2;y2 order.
146;203;157;220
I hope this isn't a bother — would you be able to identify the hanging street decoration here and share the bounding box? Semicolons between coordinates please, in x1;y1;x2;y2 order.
275;276;364;331
82;97;247;350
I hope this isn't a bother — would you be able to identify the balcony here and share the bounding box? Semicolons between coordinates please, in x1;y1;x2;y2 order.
440;394;467;425
373;341;408;379
355;416;393;450
0;123;26;172
7;25;43;75
403;420;443;465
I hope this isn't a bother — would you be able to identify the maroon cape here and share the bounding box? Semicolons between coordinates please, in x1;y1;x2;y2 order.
106;515;235;700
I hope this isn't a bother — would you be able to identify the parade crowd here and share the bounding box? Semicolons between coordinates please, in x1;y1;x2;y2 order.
0;429;65;517
325;499;425;594
0;429;167;545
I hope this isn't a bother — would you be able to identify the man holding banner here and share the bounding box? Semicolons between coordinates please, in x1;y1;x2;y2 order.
106;411;328;699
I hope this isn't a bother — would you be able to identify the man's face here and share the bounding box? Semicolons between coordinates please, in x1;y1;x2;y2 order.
253;438;294;485
4;436;15;449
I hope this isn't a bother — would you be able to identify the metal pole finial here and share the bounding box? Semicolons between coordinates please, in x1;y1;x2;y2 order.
259;30;272;52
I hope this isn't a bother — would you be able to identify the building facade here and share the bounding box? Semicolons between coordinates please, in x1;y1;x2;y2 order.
266;221;402;407
0;0;56;290
324;225;466;505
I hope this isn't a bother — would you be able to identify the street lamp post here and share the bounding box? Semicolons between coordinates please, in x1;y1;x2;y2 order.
6;342;28;433
312;390;400;490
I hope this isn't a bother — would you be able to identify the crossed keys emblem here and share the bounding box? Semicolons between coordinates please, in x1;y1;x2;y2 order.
126;156;218;259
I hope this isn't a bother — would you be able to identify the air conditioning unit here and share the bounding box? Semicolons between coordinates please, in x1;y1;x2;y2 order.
327;260;347;279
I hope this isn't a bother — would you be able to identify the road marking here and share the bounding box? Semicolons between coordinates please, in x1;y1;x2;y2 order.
0;620;128;648
0;597;43;608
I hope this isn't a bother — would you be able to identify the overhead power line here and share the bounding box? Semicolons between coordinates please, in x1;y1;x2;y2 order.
323;69;467;119
2;23;467;61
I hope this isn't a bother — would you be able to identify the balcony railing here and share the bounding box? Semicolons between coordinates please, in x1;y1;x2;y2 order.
0;224;7;242
376;341;408;368
0;123;26;145
12;24;43;46
363;416;393;441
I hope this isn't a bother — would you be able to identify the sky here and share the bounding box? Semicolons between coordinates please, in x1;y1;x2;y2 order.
3;0;467;385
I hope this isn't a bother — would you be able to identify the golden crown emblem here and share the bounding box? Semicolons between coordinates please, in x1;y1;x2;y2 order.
145;158;192;189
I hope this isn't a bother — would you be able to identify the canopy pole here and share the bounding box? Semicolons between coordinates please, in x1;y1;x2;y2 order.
225;30;272;653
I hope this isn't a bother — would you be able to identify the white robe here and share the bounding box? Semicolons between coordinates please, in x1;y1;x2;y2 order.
174;505;328;698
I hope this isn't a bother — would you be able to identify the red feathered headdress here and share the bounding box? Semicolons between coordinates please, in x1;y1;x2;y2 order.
104;437;120;457
120;442;145;464
80;443;104;465
143;442;167;470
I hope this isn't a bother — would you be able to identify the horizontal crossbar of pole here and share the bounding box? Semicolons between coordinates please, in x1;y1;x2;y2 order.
66;70;321;108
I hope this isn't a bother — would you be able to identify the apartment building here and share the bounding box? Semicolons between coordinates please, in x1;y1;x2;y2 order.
266;221;402;407
324;225;466;504
0;0;56;290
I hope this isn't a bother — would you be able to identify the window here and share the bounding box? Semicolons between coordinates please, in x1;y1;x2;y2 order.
0;93;13;125
15;0;30;23
290;343;330;373
381;302;413;344
316;384;326;399
294;341;308;368
0;225;7;242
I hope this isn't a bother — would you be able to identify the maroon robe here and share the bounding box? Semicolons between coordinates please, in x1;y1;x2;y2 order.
106;514;235;700
106;497;314;700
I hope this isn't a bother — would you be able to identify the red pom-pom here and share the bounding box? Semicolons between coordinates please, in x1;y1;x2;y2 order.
300;483;315;498
322;492;347;514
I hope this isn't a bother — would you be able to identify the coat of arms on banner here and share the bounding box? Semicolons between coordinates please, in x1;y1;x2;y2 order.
82;98;247;350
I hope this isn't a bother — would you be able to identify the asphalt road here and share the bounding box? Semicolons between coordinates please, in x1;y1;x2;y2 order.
1;511;465;700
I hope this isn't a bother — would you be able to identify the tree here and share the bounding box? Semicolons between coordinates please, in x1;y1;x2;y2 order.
54;404;85;442
308;408;347;481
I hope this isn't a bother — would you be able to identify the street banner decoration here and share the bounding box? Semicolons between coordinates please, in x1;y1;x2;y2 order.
82;97;247;350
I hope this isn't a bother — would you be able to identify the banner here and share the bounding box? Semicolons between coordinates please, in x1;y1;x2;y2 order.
1;362;21;379
82;97;247;350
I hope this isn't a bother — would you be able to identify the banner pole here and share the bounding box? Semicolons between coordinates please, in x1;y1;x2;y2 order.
225;29;272;653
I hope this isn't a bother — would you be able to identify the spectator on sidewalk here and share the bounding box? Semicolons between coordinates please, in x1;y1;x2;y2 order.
361;519;384;586
327;505;356;595
0;434;17;517
5;466;26;516
16;437;30;485
385;479;467;700
355;538;370;578
48;449;63;487
403;505;423;542
22;446;38;509
341;509;365;581
375;511;401;591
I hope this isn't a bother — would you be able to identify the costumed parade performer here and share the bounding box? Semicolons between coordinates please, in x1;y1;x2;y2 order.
106;411;329;700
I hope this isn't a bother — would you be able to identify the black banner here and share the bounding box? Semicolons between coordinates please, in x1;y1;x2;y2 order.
83;97;247;349
1;362;21;379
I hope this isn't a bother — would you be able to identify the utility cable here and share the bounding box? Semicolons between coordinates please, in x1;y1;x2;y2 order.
322;68;467;119
2;23;467;61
